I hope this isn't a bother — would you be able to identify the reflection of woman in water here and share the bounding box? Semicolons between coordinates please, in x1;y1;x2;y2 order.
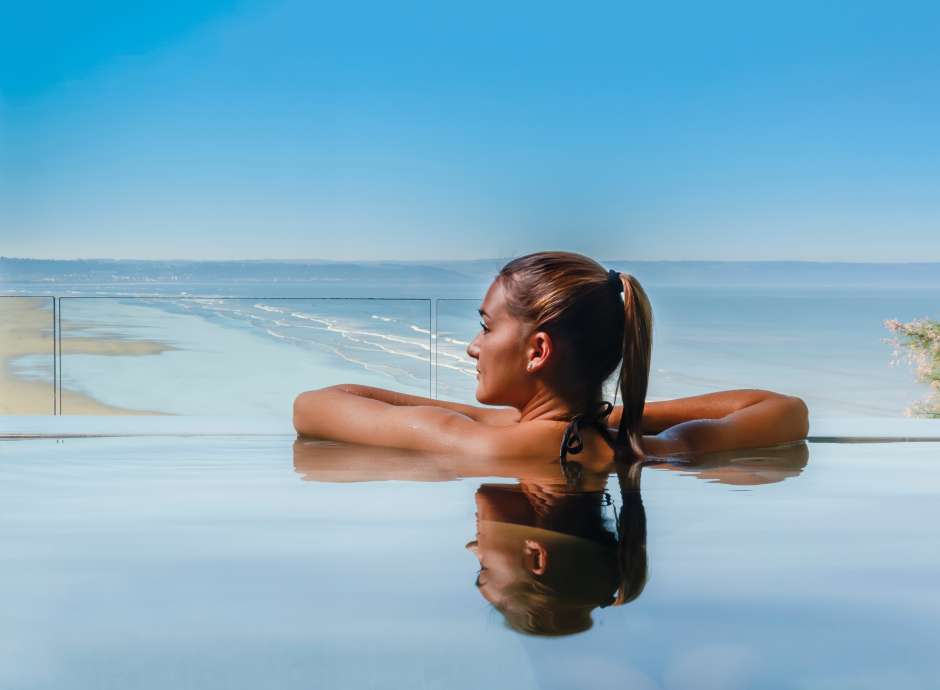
465;442;809;636
294;251;808;476
470;470;647;636
293;439;809;637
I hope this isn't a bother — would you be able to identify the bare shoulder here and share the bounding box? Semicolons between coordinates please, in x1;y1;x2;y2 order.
468;417;568;458
385;406;572;459
480;423;626;477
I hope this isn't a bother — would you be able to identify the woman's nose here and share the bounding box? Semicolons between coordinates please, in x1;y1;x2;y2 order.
466;335;480;360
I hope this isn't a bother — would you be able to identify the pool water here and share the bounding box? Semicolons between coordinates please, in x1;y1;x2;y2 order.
1;431;939;690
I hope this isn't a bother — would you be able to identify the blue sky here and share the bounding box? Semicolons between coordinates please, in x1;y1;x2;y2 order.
2;1;938;261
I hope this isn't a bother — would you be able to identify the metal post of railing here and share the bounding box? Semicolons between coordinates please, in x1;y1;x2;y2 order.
56;297;63;415
52;297;58;415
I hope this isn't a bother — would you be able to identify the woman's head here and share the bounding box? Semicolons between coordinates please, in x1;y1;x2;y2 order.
474;522;620;636
468;477;649;636
467;251;653;458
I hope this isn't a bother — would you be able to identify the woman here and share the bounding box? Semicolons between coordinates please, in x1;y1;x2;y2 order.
293;251;808;468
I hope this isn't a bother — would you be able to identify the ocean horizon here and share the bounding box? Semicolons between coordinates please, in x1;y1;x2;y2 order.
4;257;940;291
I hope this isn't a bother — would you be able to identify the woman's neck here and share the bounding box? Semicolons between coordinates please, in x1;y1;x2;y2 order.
518;384;600;423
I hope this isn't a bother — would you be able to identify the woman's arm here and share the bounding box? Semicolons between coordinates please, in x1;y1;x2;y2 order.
639;389;809;457
294;387;486;453
609;389;803;435
321;384;520;426
292;387;549;455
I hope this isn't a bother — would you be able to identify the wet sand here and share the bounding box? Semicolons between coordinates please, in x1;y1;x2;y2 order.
0;297;170;415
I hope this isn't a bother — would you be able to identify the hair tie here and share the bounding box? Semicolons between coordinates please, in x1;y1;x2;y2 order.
607;269;624;294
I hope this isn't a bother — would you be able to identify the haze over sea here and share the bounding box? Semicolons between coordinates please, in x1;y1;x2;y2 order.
2;258;938;419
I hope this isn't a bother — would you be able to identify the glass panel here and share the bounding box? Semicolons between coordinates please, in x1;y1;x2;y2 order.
434;299;479;404
437;285;940;416
0;296;56;415
58;298;431;415
644;284;934;417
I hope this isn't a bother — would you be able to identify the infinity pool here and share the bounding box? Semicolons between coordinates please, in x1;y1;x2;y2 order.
1;420;938;690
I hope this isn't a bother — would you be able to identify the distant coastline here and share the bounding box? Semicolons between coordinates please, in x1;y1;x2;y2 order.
3;257;940;290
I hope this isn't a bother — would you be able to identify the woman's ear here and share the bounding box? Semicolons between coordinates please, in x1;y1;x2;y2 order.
523;539;549;575
526;331;554;373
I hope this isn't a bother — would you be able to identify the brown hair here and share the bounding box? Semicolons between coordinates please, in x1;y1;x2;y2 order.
490;471;649;636
498;251;654;463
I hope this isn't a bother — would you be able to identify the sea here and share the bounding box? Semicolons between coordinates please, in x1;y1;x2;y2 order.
2;258;939;419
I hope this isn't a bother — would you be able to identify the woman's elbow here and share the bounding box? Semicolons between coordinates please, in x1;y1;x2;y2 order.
293;389;325;436
784;395;810;440
292;393;308;435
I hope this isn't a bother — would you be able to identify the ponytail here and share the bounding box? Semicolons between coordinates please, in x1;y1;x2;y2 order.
600;272;653;606
614;273;653;468
611;459;648;605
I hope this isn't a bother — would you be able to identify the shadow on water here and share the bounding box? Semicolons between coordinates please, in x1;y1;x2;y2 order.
292;440;809;637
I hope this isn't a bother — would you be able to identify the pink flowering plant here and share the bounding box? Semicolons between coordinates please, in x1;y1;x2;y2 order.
885;318;940;417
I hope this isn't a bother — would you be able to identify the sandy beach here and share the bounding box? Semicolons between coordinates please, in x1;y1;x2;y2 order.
0;297;171;415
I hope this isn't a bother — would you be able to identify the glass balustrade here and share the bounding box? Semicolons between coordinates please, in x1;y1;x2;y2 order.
55;297;432;415
1;295;632;416
434;299;479;404
0;296;57;415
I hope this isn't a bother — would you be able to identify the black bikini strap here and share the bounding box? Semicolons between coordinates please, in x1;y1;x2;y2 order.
558;401;615;489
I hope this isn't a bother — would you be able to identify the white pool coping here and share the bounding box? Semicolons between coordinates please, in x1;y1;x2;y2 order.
1;415;939;442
